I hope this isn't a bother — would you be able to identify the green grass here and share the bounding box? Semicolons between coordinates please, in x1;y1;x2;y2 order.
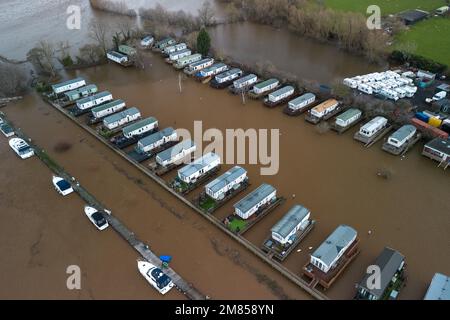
325;0;446;15
395;17;450;67
199;196;217;211
227;217;248;233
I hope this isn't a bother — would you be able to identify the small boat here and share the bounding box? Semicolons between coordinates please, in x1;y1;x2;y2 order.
137;260;174;295
84;206;109;231
0;122;15;137
9;138;34;159
52;175;74;196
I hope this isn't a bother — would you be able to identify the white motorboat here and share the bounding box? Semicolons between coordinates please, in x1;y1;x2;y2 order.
137;261;174;295
9;138;34;159
84;206;109;231
52;175;74;196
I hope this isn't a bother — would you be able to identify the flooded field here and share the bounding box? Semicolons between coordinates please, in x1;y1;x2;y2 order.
2;51;448;299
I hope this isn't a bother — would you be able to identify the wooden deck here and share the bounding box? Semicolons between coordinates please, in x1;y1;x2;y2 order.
1;113;206;300
354;124;393;148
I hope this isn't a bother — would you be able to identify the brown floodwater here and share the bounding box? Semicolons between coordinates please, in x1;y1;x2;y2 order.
2;51;449;299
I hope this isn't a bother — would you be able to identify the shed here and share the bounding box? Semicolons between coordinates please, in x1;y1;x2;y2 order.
271;205;311;245
310;224;357;273
399;9;429;25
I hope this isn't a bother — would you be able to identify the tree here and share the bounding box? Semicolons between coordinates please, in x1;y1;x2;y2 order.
26;40;57;78
77;44;103;64
197;28;211;56
89;20;110;57
198;1;215;26
0;62;27;97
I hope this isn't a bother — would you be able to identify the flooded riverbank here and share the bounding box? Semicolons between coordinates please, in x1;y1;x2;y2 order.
3;51;449;299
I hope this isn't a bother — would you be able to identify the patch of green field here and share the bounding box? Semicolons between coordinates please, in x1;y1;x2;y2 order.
199;196;217;211
326;0;446;15
395;17;450;67
227;217;247;233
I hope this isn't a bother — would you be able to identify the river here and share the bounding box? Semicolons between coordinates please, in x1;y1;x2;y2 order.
0;1;448;300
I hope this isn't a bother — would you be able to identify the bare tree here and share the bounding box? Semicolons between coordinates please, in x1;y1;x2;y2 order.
26;41;57;78
0;63;27;97
198;1;215;26
78;44;103;64
89;20;110;57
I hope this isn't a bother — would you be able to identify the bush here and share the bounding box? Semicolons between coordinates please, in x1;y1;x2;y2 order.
197;28;211;56
61;55;74;67
389;50;448;73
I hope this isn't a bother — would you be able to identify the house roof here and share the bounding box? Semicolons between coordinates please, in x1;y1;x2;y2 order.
312;224;357;267
233;184;276;214
157;140;195;162
103;107;140;125
91;99;125;114
271;205;310;239
206;166;247;194
424;273;450;300
178;152;220;178
122;117;157;136
358;247;405;298
138;127;175;147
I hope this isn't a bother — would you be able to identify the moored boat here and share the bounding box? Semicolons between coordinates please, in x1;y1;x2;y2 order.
52;175;74;196
137;260;174;295
9;138;34;159
84;206;109;231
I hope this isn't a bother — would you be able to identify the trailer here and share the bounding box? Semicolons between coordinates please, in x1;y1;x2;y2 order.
87;99;126;125
283;93;316;116
263;86;295;108
210;68;243;89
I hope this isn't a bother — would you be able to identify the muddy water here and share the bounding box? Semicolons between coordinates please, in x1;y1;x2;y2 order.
209;23;380;83
59;53;449;299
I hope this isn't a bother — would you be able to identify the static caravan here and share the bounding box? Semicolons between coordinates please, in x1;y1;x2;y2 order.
422;138;450;163
271;205;311;245
381;88;399;101
343;78;358;89
252;78;279;95
63;84;98;102
232;74;258;89
233;184;276;220
184;58;214;74
118;45;137;56
103;107;141;130
436;6;449;15
174;54;202;69
214;68;243;84
164;43;187;55
335;108;362;128
51;77;86;95
136;127;177;154
107;51;129;64
424;273;450;300
169;48;191;62
287;93;316;112
265;86;294;106
403;86;417;98
156;139;196;167
358;83;373;95
196;63;228;78
76;91;113;111
310;224;357;274
205;166;247;201
387;125;416;148
358;116;388;138
90;99;126;120
140;35;154;47
154;37;176;50
177;152;221;184
395;87;407;99
122;117;158;139
309;99;339;119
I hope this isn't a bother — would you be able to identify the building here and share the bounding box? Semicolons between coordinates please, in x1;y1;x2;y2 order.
91;99;126;120
164;43;187;55
387;125;416;148
140;35;154;47
232;74;258;89
51;77;86;95
76;91;113;110
424;273;450;300
63;84;98;102
422;138;450;163
310;99;339;119
205;166;247;201
288;93;316;111
177;152;221;184
103;107;141;130
122;117;158;139
107;51;129;64
136;127;177;154
197;63;228;78
118;45;137;56
335;108;362;128
214;68;243;84
252;78;279;95
185;58;214;73
271;205;311;245
154;37;176;50
267;86;294;103
174;54;202;69
399;9;429;25
355;247;406;300
310;224;357;274
233;184;276;219
169;48;191;61
156;140;196;167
